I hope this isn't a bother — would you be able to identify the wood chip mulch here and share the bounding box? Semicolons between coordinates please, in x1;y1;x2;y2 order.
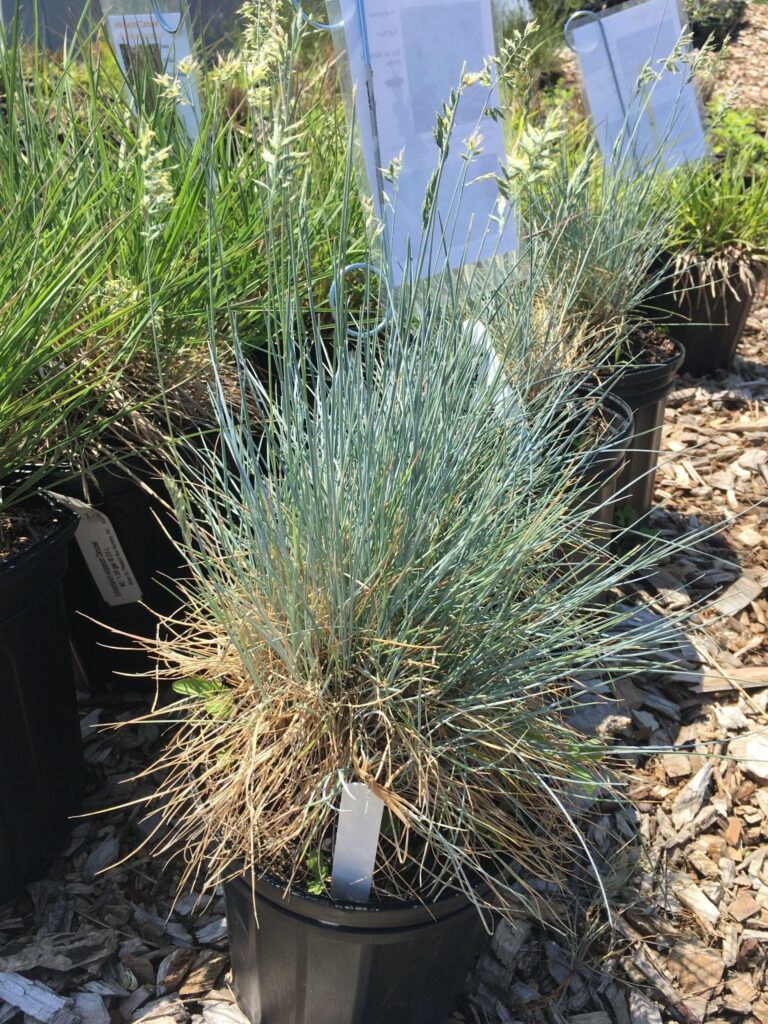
457;289;768;1024
715;4;768;112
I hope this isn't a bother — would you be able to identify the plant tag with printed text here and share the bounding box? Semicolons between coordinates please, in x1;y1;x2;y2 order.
103;7;201;141
53;494;143;607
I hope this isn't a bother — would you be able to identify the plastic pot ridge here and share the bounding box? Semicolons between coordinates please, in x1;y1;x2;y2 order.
609;339;685;521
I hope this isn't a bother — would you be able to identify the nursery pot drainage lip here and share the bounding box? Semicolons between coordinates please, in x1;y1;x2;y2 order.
230;870;487;932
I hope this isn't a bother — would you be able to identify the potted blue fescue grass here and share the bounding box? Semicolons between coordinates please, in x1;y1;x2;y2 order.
126;247;703;1024
115;50;715;1024
521;132;687;525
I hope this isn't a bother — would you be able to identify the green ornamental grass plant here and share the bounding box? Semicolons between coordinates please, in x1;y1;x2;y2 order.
660;113;768;302
520;132;678;370
0;0;362;492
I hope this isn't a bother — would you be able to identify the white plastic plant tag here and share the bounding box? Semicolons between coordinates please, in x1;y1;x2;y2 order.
568;0;708;171
332;0;517;285
52;494;143;607
468;320;530;441
330;782;385;903
104;9;201;141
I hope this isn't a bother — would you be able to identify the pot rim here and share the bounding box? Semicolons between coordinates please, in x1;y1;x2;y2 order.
0;491;78;577
610;337;686;396
227;869;489;931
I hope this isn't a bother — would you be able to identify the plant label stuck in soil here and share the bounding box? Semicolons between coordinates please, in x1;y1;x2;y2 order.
330;782;385;903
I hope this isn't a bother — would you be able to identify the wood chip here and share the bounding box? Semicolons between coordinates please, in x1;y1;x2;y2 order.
729;730;768;780
131;908;192;949
723;816;742;847
83;837;120;880
671;764;714;829
713;704;751;731
694;665;768;693
122;956;155;988
722;923;741;968
729;972;757;1005
662;752;693;780
728;893;761;922
0;973;74;1024
628;991;662;1024
676;884;720;932
119;986;153;1020
201;1006;250;1024
0;930;118;973
156;948;197;997
490;919;532;968
70;995;109;1024
178;951;228;998
668;943;724;996
711;576;765;617
615;678;645;709
736;526;764;547
132;996;189;1024
194;917;228;946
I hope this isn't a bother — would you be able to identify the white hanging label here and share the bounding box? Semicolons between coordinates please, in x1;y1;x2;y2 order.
568;0;708;170
52;494;143;607
330;782;385;903
105;11;201;142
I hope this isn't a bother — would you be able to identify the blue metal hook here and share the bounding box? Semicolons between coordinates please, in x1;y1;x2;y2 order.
151;0;183;35
290;0;343;32
329;263;392;340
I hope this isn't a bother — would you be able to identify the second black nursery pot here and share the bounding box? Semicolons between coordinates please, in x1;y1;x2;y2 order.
647;270;755;376
0;496;83;902
572;390;635;528
610;339;685;521
225;874;487;1024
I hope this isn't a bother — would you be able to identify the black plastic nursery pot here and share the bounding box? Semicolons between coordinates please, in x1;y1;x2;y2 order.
0;495;83;903
571;390;635;528
57;462;186;688
609;339;685;522
647;268;756;377
225;873;488;1024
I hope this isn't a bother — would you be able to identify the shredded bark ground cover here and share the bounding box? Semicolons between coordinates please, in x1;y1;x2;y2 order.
458;290;768;1024
2;16;767;1024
